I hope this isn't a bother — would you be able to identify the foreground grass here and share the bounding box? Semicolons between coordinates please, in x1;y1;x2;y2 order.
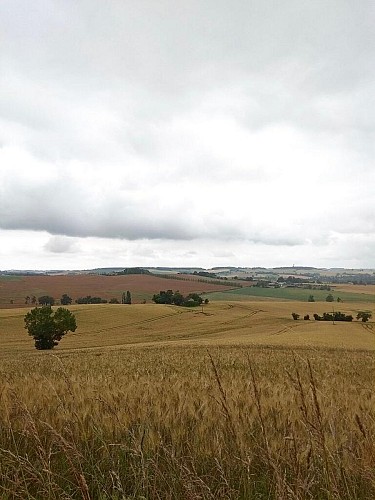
0;345;374;499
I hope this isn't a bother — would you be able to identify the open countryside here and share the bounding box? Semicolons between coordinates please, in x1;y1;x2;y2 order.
0;270;374;499
0;273;234;308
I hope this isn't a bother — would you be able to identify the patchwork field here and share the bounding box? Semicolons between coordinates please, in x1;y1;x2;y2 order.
0;295;374;499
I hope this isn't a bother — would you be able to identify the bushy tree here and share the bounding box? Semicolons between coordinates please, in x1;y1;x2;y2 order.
326;294;334;302
60;294;72;305
152;290;205;307
38;295;55;306
75;296;107;304
308;295;315;302
356;311;372;322
24;306;77;350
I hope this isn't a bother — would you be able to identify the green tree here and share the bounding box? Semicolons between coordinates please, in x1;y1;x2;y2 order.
60;294;72;305
38;295;55;306
308;295;315;302
121;291;132;304
326;294;334;302
24;306;77;350
172;291;184;306
356;311;372;322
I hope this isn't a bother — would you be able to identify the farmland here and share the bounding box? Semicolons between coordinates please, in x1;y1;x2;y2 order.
1;300;374;354
0;282;374;498
0;273;234;308
204;284;375;303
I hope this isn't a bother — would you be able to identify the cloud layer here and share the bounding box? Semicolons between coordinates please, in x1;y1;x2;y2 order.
0;0;374;269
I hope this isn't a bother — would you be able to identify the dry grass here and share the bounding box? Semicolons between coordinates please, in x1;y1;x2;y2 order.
0;301;374;499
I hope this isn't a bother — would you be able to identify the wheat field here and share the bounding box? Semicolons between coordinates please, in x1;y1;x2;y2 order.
0;300;374;499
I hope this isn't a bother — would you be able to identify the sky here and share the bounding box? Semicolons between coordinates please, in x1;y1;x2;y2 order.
1;0;374;270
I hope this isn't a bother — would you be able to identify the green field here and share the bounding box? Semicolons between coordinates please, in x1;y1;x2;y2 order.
205;285;375;303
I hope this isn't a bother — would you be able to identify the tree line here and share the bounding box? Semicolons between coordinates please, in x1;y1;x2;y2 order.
152;290;209;307
291;311;372;322
27;292;132;306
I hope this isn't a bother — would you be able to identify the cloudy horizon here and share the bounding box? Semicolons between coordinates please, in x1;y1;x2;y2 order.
1;1;374;270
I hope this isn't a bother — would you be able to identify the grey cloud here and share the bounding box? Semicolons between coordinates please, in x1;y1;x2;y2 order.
0;170;307;246
44;235;79;253
0;1;374;267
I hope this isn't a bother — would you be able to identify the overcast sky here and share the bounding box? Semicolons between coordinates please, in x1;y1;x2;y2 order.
1;0;374;270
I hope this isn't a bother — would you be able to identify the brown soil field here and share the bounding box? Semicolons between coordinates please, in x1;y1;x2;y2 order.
0;274;234;308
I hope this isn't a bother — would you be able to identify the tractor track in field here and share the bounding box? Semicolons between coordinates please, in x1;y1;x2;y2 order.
271;323;301;336
220;303;265;325
361;323;374;334
88;308;192;334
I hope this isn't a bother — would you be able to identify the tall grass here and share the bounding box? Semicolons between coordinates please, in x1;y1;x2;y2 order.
0;346;374;499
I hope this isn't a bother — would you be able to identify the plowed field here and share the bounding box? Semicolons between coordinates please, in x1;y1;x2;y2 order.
0;274;234;308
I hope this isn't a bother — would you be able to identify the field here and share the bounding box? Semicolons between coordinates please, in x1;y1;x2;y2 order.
0;274;234;308
0;284;374;499
205;284;375;303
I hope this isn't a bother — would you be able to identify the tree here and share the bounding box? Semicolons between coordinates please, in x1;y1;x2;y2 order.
109;298;120;304
121;291;132;304
75;296;107;304
24;306;77;350
326;294;334;302
60;294;72;305
172;291;184;306
356;311;372;322
152;290;205;307
38;295;55;306
308;295;315;302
